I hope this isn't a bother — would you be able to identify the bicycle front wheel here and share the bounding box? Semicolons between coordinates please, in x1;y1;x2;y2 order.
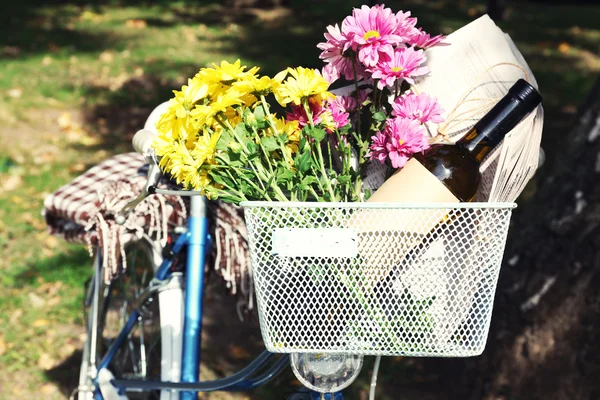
79;239;184;400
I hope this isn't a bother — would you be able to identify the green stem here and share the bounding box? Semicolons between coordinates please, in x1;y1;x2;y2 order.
316;144;337;201
251;125;274;175
351;57;362;133
260;94;294;168
302;99;337;201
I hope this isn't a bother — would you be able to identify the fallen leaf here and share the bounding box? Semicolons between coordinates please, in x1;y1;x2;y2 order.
99;50;115;63
80;10;103;22
22;213;46;230
38;353;56;370
69;162;86;173
10;309;23;324
33;319;50;328
29;292;46;309
2;46;20;57
59;343;76;358
0;336;6;356
126;19;147;29
42;56;53;66
48;42;60;53
10;196;23;205
7;87;22;98
558;42;571;54
570;26;582;36
2;175;22;192
40;384;57;395
44;235;60;249
47;297;61;306
57;112;72;129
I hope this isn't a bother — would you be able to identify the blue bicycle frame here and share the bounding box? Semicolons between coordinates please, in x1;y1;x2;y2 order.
92;195;340;399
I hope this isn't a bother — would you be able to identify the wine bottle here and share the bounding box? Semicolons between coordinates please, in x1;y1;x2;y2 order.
368;78;542;204
368;80;542;326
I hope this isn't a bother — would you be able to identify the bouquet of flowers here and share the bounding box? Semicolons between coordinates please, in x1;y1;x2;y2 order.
152;4;448;204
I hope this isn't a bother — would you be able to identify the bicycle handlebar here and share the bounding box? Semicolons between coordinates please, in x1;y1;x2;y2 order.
132;128;158;159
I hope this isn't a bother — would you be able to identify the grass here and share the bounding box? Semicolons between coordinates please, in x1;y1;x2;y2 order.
0;0;598;398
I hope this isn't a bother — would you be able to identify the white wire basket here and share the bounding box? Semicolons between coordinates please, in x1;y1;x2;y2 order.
241;201;516;357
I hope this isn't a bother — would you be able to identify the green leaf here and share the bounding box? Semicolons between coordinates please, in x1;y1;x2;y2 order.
260;136;279;152
276;168;295;183
296;151;312;174
278;133;289;144
216;131;234;151
253;104;266;120
299;136;307;150
300;175;319;190
304;126;326;143
234;123;249;140
217;152;230;164
209;172;229;188
372;111;387;122
337;174;351;184
246;140;258;155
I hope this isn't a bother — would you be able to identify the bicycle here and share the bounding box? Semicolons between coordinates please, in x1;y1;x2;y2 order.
74;104;363;400
74;99;519;400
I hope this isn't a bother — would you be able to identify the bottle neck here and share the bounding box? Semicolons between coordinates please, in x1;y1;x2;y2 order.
457;92;534;163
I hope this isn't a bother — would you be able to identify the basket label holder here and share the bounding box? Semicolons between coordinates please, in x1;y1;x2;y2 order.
272;228;358;258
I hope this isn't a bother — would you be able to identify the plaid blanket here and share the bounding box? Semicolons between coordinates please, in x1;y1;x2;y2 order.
43;153;253;313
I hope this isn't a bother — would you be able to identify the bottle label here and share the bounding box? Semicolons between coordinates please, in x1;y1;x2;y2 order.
366;158;460;206
348;158;460;288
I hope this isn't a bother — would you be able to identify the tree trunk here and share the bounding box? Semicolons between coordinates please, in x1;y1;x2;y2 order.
427;76;600;400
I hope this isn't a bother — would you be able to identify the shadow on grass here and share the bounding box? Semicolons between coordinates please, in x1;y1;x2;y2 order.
11;246;91;289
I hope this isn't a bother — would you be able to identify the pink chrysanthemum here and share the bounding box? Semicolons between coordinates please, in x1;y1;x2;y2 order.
391;92;445;124
285;99;343;133
286;102;324;128
369;117;430;168
342;4;403;67
317;24;358;82
328;97;351;130
337;90;371;113
408;28;449;49
369;130;389;163
394;10;419;41
368;46;429;89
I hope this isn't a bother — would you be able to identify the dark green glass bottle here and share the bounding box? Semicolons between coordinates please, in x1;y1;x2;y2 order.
413;79;542;202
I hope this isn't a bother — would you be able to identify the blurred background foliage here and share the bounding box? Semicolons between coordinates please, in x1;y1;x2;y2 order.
0;0;598;398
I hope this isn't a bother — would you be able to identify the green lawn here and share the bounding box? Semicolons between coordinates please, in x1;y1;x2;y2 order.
0;0;598;398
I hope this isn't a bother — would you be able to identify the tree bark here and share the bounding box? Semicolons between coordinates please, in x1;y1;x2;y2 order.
427;76;600;400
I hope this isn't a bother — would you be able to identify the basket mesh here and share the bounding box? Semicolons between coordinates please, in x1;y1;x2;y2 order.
242;202;514;357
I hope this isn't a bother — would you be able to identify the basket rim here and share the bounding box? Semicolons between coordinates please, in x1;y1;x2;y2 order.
240;201;517;209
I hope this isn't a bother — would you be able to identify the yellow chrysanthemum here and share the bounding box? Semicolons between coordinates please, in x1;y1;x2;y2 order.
233;75;278;97
190;104;215;128
155;77;209;140
210;88;243;116
197;59;260;85
273;67;333;106
191;132;221;165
